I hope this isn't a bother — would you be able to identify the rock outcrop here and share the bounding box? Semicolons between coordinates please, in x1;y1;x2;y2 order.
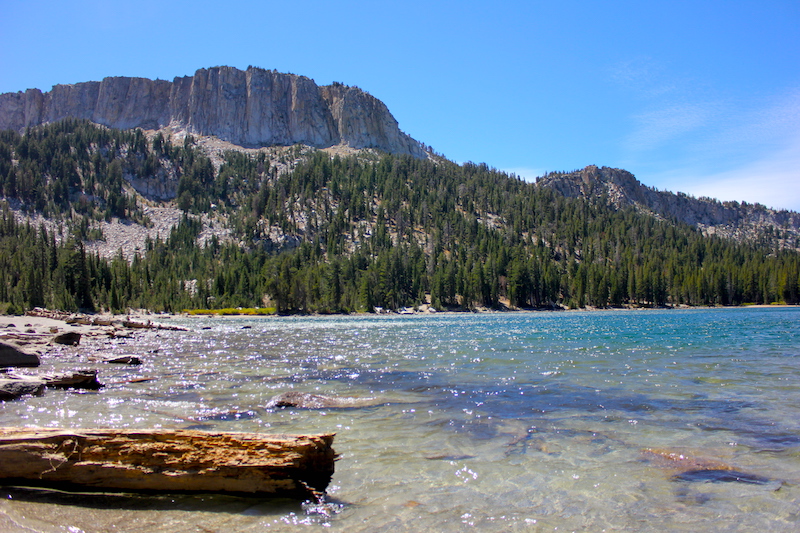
0;379;44;401
0;66;427;158
0;340;40;368
537;165;800;249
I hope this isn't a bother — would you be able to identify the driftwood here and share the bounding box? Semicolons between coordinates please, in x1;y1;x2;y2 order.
26;308;188;332
0;371;101;400
100;355;143;365
40;370;103;389
0;428;336;499
641;448;782;489
266;391;381;409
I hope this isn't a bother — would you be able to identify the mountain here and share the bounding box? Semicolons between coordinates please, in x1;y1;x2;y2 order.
1;67;796;251
0;69;799;314
0;66;427;158
538;165;800;249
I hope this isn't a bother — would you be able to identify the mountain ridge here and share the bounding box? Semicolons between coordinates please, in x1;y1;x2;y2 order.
0;66;427;158
537;165;800;249
0;67;798;253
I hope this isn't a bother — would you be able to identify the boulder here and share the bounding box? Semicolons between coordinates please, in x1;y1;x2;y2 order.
52;331;81;346
0;379;45;400
0;340;40;368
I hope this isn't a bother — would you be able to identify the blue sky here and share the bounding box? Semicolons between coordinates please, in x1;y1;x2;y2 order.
2;0;798;210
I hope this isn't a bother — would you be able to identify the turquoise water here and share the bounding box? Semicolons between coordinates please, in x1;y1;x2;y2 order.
1;308;799;531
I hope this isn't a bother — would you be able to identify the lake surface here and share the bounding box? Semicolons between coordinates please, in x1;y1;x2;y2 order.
1;308;799;532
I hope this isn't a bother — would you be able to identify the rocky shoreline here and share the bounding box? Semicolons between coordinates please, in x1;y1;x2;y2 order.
0;308;185;401
2;303;794;402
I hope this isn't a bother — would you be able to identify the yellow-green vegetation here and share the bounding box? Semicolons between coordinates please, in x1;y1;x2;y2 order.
184;307;277;316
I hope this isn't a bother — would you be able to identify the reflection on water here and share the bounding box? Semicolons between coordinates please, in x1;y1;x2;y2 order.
1;308;799;531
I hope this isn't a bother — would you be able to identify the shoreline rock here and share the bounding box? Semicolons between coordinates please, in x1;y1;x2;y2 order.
0;379;45;400
0;340;40;368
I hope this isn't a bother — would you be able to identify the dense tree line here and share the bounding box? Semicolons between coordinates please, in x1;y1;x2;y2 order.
0;120;223;225
0;121;798;314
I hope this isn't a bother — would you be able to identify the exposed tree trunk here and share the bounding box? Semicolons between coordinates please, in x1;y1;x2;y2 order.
2;370;102;392
0;428;336;499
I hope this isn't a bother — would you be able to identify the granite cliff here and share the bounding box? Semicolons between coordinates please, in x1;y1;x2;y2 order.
2;67;796;252
0;66;426;158
537;165;800;248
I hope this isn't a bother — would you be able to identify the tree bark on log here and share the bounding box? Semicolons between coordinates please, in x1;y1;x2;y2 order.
0;428;336;499
1;370;103;394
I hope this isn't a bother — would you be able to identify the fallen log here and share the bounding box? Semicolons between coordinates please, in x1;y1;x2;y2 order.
121;320;189;331
0;428;335;499
105;355;143;365
41;370;103;390
4;370;103;391
266;391;381;409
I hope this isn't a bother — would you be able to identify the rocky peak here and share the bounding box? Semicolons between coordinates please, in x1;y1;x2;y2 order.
320;83;426;157
537;165;800;250
0;66;426;158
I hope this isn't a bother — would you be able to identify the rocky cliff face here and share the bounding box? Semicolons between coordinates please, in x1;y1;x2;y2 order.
537;165;800;249
0;66;426;158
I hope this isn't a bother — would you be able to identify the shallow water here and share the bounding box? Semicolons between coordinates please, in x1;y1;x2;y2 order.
1;308;799;531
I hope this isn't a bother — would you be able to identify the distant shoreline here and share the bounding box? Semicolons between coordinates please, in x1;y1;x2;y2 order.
2;303;796;331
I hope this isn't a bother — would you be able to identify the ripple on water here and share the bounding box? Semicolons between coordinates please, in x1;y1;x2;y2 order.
1;309;799;531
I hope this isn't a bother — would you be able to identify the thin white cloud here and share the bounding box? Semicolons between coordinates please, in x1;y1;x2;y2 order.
660;88;800;211
652;138;800;211
626;103;715;151
611;55;800;211
609;56;681;99
611;57;724;154
700;88;800;153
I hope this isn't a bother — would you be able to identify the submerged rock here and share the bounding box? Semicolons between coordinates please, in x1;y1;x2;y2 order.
672;468;776;485
266;391;380;409
642;447;782;490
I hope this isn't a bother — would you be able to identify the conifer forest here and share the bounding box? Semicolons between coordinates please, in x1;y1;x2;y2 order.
1;120;798;314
